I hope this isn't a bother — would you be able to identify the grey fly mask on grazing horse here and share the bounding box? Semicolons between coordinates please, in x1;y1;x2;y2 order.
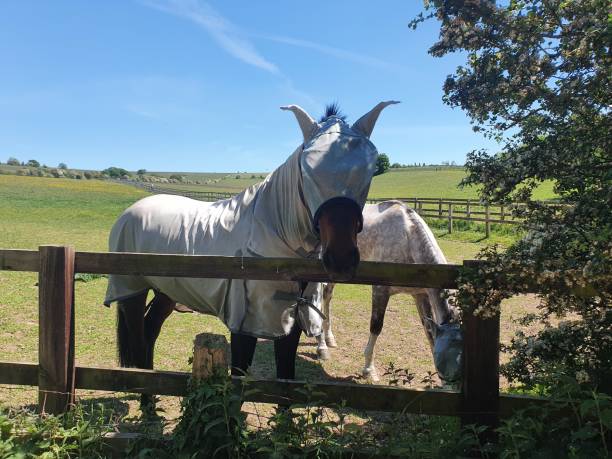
104;101;399;339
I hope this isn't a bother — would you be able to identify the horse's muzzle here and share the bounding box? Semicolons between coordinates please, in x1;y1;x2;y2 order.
322;247;360;280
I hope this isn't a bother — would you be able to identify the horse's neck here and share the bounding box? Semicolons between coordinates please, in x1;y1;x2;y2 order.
252;148;318;256
406;212;447;265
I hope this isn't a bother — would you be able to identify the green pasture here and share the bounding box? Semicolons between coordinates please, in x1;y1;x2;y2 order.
0;175;537;418
148;166;557;200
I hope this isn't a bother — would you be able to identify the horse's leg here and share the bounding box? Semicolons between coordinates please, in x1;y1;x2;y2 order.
117;292;152;411
414;294;435;351
135;292;175;411
143;292;176;368
274;324;302;380
117;291;148;369
316;333;329;360
323;283;337;348
362;286;390;382
317;283;336;360
230;333;257;376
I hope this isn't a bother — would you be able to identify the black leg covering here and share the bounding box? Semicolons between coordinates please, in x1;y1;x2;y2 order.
230;333;257;376
274;325;302;380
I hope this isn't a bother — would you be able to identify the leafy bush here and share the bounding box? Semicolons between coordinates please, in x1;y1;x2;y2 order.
374;153;390;176
102;167;130;178
0;404;113;458
414;0;611;395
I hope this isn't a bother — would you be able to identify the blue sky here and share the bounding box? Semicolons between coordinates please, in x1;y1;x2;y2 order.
0;1;499;172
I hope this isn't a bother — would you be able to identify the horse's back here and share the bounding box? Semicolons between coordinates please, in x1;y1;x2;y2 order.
109;194;215;254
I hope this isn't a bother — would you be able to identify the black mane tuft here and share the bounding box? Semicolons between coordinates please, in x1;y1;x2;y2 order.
319;102;347;123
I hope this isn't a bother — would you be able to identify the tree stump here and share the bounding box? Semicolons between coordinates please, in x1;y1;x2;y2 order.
192;333;229;380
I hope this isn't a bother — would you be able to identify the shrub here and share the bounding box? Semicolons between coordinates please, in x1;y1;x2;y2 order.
101;167;130;178
415;0;611;394
26;159;40;167
374;153;390;176
6;157;20;166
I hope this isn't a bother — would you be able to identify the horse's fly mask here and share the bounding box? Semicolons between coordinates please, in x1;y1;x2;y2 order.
104;101;399;338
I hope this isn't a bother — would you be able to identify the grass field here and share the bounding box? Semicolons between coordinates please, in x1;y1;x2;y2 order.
0;175;539;422
150;166;557;200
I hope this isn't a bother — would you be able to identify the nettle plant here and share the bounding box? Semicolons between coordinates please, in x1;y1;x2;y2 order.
412;0;611;393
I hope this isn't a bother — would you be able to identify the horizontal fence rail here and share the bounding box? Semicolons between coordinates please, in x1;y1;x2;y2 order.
2;249;596;297
0;361;563;419
1;249;461;289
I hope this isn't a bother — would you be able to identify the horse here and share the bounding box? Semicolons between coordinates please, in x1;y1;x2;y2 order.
314;200;463;384
103;101;399;410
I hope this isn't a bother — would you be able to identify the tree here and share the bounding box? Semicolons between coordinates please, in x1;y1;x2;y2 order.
137;169;147;175
26;159;40;168
102;167;130;178
374;153;390;176
7;157;20;166
58;162;67;169
414;1;611;392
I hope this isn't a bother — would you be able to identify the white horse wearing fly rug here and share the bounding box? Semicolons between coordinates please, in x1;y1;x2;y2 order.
315;200;463;384
104;102;399;410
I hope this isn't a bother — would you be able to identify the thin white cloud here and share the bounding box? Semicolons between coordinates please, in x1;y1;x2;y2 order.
259;34;397;71
140;0;279;74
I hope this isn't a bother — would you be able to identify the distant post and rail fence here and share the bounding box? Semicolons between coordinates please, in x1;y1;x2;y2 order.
1;246;584;447
121;181;525;237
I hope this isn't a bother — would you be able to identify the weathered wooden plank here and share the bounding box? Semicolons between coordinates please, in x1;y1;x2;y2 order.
0;361;570;418
461;310;501;443
73;252;461;289
0;249;39;271
38;245;76;414
237;378;462;415
75;365;189;396
0;361;38;385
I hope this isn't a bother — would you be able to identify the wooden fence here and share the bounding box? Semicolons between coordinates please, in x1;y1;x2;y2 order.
0;246;570;440
119;181;527;237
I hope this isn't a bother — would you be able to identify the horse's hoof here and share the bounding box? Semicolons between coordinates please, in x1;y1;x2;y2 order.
317;348;331;361
325;335;338;348
362;367;380;382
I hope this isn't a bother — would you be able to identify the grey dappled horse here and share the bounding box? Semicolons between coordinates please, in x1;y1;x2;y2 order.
104;102;398;410
315;201;463;384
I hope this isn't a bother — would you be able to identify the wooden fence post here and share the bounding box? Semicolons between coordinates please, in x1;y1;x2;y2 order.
192;333;229;380
485;205;491;238
461;308;501;446
466;200;471;220
438;199;442;217
38;245;76;414
448;203;453;234
500;205;505;221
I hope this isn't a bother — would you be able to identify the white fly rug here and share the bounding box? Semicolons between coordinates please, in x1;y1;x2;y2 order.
104;102;398;339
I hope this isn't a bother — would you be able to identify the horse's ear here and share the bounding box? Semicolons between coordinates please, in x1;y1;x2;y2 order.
281;105;318;143
352;100;400;138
